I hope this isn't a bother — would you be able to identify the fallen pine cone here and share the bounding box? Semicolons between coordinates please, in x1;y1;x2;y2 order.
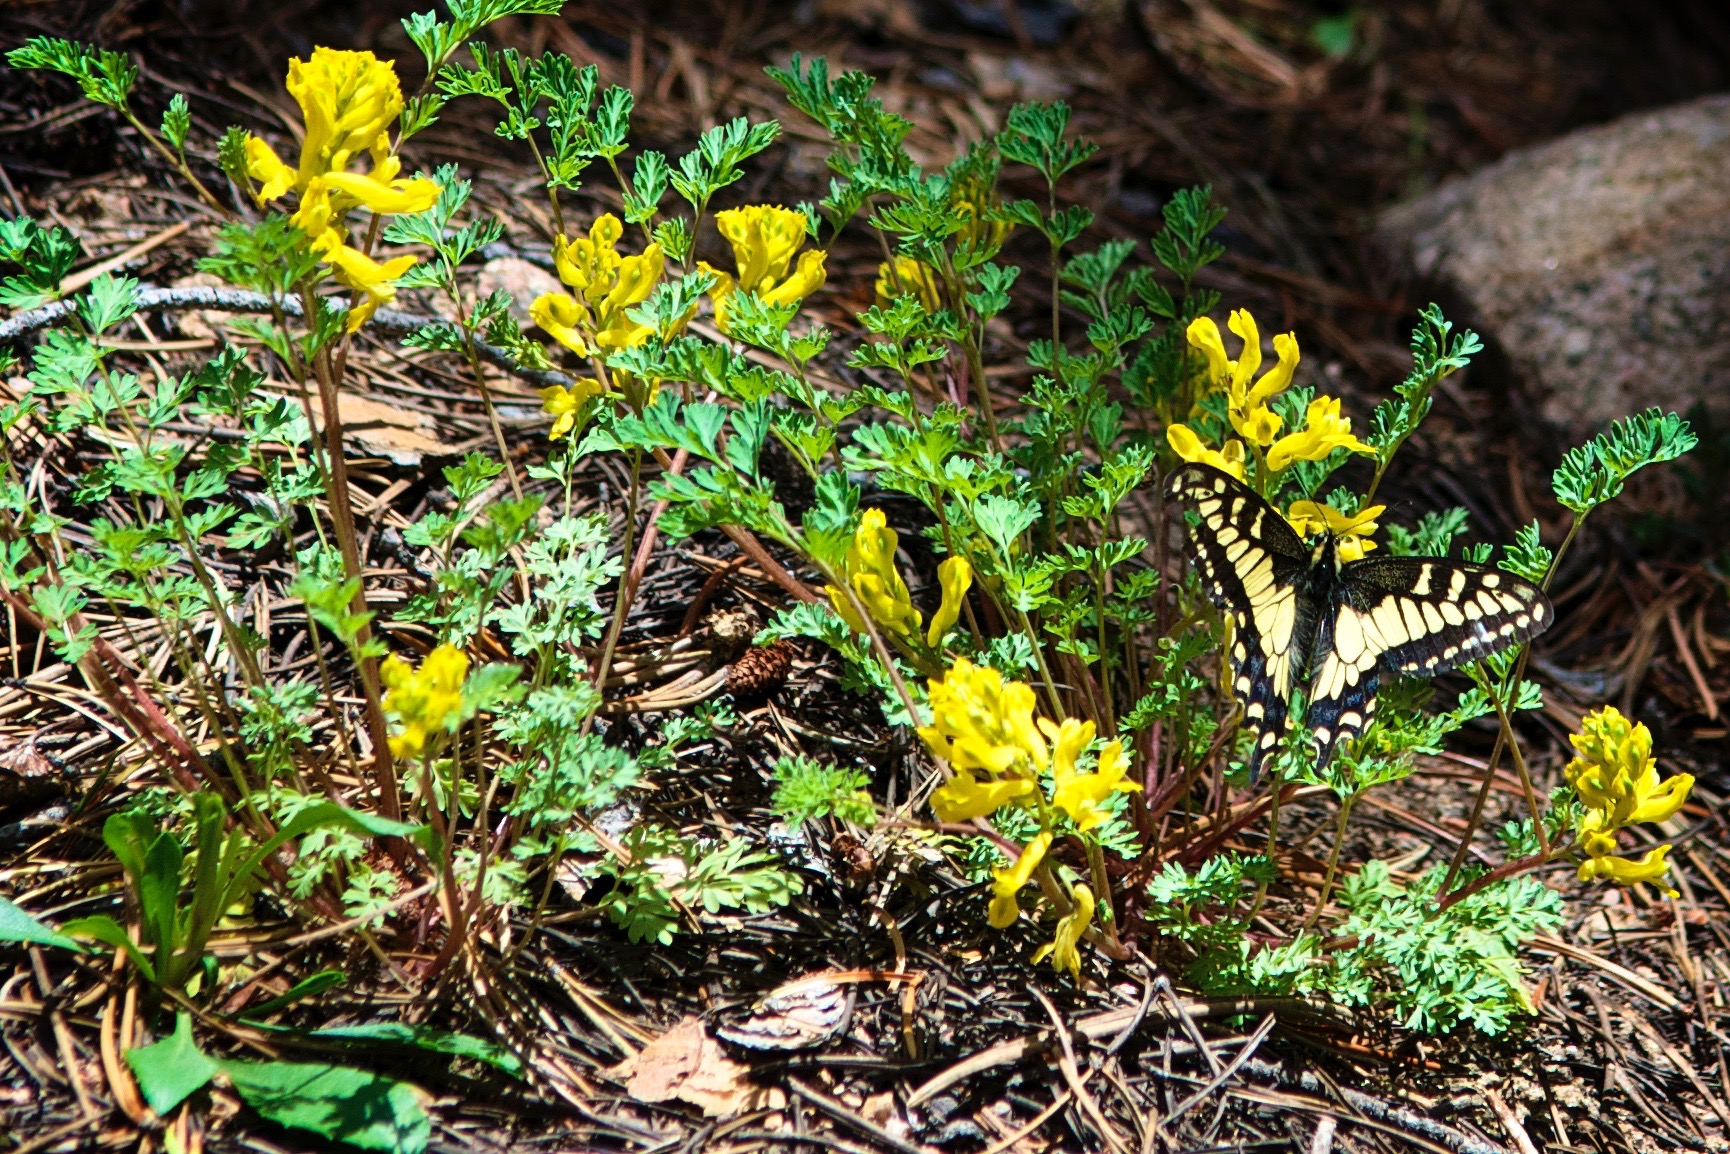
727;639;794;699
831;832;875;884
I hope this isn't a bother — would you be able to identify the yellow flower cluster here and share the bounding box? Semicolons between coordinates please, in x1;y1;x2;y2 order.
380;644;469;760
919;659;1138;941
921;658;1047;784
698;206;827;332
873;255;942;311
1286;499;1385;563
824;509;973;650
1566;706;1693;894
531;214;665;359
1166;309;1371;482
871;168;1009;310
245;48;441;330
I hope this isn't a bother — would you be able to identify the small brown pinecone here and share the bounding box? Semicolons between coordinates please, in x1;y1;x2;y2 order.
727;639;794;698
831;832;875;884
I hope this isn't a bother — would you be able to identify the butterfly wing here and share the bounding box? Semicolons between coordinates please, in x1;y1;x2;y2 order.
1305;556;1554;768
1167;464;1313;780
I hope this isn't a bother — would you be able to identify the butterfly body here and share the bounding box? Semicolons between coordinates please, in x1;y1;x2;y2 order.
1167;463;1554;779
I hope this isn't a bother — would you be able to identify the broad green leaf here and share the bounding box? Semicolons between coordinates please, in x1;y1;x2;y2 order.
243;969;346;1018
126;1012;217;1115
305;1023;524;1077
0;896;83;952
60;914;154;980
222;1059;430;1154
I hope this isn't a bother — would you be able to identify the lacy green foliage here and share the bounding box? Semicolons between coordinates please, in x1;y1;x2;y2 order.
1181;862;1562;1036
1552;408;1698;513
0;217;81;308
1327;863;1563;1034
1383;506;1470;558
6;36;137;108
1145;854;1274;953
593;827;804;945
772;757;877;827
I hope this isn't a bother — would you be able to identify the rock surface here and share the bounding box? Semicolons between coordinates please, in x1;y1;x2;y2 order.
1377;95;1730;435
475;256;562;325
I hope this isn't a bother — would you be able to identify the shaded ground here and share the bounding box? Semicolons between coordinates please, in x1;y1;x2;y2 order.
3;1;1730;1152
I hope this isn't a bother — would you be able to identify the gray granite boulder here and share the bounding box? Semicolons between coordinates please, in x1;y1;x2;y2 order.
1377;95;1730;435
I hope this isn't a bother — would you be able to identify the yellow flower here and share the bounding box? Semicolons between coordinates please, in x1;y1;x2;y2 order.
926;556;972;647
698;205;827;332
246;48;404;201
241;50;438;330
988;831;1050;929
824;509;922;643
380;643;469;759
321;168;440;216
917;658;1048;777
1565;706;1693;896
1032;883;1095;979
1577;845;1676;891
874;255;943;311
1167;423;1247;481
531;293;592;357
1266;396;1374;472
1232;404;1283;447
246;136;299;203
540;380;604;440
1568;706;1651;786
1044;717;1094;780
1046;725;1139;832
533;214;663;355
1286;500;1385;563
930;772;1035;824
1565;707;1694;828
318;233;417;331
1188;310;1299;413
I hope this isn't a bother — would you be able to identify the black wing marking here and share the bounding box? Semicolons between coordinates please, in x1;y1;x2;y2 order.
1167;464;1311;781
1304;557;1554;768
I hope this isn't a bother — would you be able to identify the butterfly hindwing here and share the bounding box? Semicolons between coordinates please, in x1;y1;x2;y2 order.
1304;557;1553;766
1168;465;1310;779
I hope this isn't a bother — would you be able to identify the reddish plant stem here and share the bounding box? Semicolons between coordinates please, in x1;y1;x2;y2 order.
1179;781;1305;867
0;589;205;791
1434;843;1569;913
307;336;401;821
639;444;820;605
678;557;746;637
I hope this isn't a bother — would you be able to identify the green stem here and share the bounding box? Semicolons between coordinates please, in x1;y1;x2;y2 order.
1439;512;1585;894
1300;793;1355;932
119;108;224;214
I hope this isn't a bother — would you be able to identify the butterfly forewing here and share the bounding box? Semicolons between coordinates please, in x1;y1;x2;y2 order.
1168;465;1311;778
1340;557;1552;678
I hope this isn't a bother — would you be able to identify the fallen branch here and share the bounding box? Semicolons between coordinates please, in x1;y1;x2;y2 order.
0;285;574;390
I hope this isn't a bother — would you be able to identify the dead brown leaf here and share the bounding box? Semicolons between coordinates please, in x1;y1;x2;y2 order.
305;391;453;466
0;738;65;812
613;1015;783;1118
